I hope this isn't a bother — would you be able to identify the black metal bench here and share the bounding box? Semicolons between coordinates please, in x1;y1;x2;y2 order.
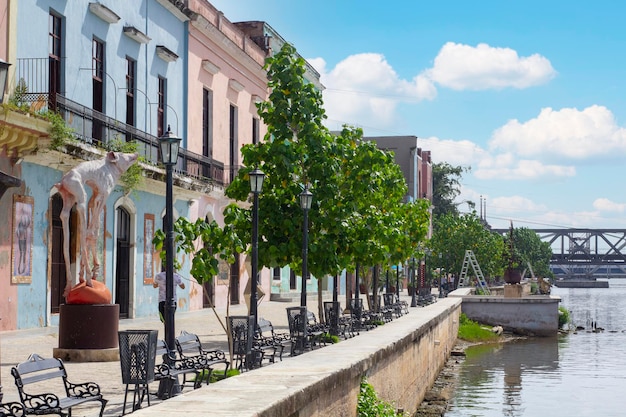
323;301;354;339
11;353;107;417
0;401;24;417
286;307;325;355
175;331;230;384
256;318;291;361
152;339;202;402
383;293;408;317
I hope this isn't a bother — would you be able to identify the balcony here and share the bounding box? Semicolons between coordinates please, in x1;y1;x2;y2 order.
14;58;229;190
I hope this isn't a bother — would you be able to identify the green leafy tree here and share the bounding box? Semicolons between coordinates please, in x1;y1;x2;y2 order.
429;211;504;284
432;162;471;218
504;226;553;278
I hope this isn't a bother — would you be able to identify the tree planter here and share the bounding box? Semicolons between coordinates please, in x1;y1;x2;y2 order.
504;268;522;284
407;287;417;296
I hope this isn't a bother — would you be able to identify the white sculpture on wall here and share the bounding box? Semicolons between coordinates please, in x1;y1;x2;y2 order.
53;152;138;299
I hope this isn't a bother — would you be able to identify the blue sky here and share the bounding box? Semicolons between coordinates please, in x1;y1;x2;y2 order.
211;0;626;230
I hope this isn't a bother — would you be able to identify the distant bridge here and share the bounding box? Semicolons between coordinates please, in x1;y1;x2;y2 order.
492;228;626;279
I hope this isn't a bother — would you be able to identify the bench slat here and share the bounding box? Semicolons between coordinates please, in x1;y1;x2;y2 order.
19;369;65;385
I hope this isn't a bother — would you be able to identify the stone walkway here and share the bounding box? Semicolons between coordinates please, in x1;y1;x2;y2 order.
0;294;416;417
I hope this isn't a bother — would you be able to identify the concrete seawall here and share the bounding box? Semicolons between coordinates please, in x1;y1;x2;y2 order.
131;297;462;417
460;295;560;336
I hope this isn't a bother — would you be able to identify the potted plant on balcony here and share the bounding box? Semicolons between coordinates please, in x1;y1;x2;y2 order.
503;222;523;284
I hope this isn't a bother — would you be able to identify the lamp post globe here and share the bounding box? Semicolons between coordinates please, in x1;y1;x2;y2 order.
249;168;265;330
299;185;312;308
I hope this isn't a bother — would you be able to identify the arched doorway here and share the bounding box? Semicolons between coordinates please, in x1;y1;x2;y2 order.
115;206;131;318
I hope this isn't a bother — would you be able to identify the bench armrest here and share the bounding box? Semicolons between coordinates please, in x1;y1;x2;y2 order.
66;380;101;398
21;392;61;412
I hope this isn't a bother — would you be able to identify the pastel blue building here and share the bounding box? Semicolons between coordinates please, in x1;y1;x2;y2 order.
7;0;197;329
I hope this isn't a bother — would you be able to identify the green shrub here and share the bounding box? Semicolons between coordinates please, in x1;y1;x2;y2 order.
321;333;340;344
458;313;499;342
106;138;144;195
194;368;240;384
357;377;404;417
558;306;570;329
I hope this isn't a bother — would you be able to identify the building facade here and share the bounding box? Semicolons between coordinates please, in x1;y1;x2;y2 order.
0;0;334;330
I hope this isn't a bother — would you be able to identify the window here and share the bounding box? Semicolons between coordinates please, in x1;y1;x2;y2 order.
157;76;166;137
125;57;136;128
229;104;238;183
273;267;281;281
92;38;105;142
92;39;104;82
252;117;259;145
48;12;63;108
202;88;213;159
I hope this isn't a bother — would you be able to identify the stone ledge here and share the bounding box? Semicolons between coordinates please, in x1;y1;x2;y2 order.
52;347;119;362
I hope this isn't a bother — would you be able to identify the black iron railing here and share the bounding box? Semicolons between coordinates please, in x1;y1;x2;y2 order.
56;95;226;186
14;58;231;186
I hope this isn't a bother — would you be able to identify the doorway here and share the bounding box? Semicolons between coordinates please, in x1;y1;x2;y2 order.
115;207;131;318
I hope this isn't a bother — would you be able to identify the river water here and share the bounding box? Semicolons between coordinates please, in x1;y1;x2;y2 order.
445;281;626;417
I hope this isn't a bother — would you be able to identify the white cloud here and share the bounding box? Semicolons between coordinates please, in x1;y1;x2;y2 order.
490;105;626;159
311;54;436;130
489;195;548;215
420;136;575;180
419;136;486;166
475;154;576;179
425;42;556;90
593;198;626;213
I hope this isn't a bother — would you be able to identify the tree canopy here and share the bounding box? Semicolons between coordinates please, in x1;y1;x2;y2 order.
432;162;471;218
157;43;431;291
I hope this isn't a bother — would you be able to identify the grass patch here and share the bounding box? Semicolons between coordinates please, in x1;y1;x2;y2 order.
321;333;340;344
558;306;570;329
458;313;500;343
357;377;404;417
194;368;240;384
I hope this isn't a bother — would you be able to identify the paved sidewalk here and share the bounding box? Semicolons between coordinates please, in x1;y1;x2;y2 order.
1;294;417;417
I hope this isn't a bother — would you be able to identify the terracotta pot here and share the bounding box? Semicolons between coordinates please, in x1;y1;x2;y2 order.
504;268;522;284
407;286;417;296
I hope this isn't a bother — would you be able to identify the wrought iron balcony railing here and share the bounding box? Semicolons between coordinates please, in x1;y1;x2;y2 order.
14;57;231;187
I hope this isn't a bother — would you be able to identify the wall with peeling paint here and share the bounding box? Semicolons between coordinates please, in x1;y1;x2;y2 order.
2;160;192;330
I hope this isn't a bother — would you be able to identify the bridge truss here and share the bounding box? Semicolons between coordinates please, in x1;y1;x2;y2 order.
493;228;626;279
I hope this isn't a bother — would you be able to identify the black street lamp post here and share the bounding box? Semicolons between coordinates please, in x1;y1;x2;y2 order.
438;253;444;298
299;184;313;307
158;125;181;398
410;257;417;307
396;264;400;299
158;126;181;355
249;168;265;330
331;273;339;336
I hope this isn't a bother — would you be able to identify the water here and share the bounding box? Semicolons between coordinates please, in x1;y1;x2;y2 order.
446;281;626;417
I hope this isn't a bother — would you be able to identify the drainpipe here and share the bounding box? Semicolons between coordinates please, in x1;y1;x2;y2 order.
411;146;418;201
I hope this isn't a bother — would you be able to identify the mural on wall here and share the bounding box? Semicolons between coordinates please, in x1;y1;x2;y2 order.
12;195;34;283
144;213;154;284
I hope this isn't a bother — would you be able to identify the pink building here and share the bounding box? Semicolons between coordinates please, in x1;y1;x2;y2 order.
185;0;269;310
